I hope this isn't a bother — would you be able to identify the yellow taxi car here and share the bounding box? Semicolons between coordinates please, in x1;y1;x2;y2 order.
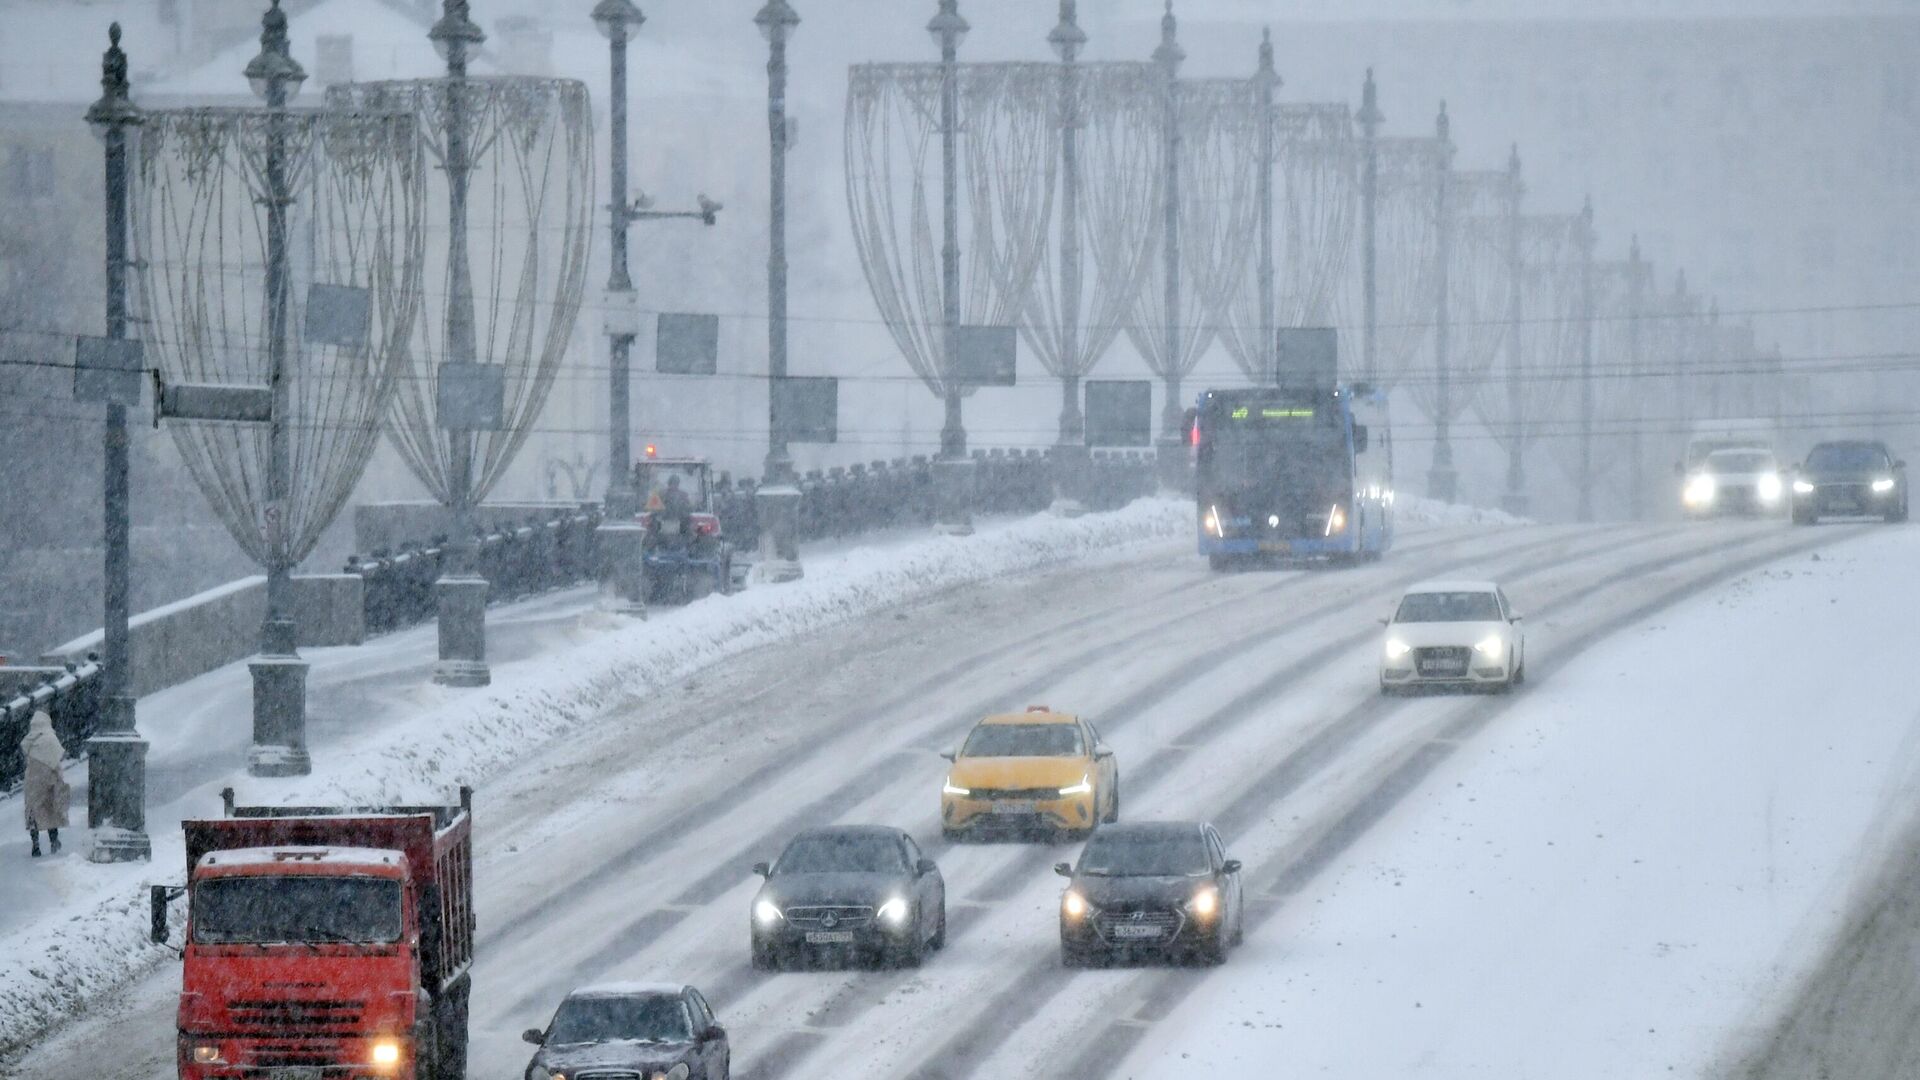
940;707;1119;841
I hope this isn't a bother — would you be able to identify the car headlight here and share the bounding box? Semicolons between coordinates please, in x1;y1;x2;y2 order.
1474;635;1504;657
1873;477;1896;493
1062;891;1089;919
1792;479;1815;494
652;1064;690;1080
1188;886;1220;918
1384;638;1411;661
190;1044;225;1065
754;899;784;926
369;1038;402;1068
877;896;910;926
1683;473;1716;507
1757;473;1782;501
942;780;971;797
1059;773;1093;797
1203;504;1224;538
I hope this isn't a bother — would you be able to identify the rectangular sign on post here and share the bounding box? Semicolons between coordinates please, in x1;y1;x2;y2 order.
73;335;145;406
657;312;719;375
1085;380;1153;447
159;381;273;423
304;283;372;351
953;325;1017;387
772;376;838;444
436;361;505;431
1275;327;1339;392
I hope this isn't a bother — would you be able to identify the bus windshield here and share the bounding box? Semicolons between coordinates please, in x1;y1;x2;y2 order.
1203;403;1348;493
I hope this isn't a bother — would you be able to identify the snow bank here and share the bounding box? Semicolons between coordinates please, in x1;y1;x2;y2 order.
1396;493;1532;528
0;496;1190;1060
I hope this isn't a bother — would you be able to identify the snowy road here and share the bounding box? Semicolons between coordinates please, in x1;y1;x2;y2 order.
16;518;1894;1079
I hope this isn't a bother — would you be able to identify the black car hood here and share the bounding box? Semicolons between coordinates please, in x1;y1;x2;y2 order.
760;871;907;907
1075;873;1207;909
533;1038;694;1073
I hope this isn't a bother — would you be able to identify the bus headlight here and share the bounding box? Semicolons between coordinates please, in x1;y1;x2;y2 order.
1325;504;1347;536
1683;473;1716;508
1203;505;1225;537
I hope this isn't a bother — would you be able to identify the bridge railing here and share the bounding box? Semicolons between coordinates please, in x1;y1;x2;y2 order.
0;658;101;795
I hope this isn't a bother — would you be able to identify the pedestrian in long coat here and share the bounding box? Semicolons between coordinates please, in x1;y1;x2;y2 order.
21;710;69;857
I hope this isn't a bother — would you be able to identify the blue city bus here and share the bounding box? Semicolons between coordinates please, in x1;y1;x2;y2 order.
1192;384;1394;569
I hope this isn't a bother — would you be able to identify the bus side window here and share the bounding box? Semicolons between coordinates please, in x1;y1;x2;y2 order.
1354;424;1369;454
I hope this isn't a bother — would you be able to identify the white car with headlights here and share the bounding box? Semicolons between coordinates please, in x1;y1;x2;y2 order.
1681;448;1786;518
1380;581;1525;694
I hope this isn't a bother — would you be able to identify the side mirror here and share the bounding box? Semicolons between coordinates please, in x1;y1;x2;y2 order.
751;861;772;878
1222;859;1243;875
916;857;938;877
1094;745;1114;759
939;749;956;762
1053;862;1074;878
521;1028;545;1046
1377;616;1391;626
149;884;172;945
704;1024;728;1043
1510;614;1524;623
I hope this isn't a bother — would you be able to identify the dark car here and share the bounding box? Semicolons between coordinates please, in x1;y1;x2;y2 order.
1791;440;1908;524
1056;820;1245;967
522;982;729;1080
750;825;946;969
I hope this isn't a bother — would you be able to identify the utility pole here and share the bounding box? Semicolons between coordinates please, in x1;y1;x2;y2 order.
1627;236;1647;520
1358;70;1382;385
1152;1;1186;489
755;0;805;579
83;22;150;859
929;0;974;533
1254;29;1278;384
1429;102;1457;503
242;0;312;774
1048;0;1089;515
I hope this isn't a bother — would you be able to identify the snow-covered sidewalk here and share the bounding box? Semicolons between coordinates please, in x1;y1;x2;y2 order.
1118;525;1919;1079
0;497;1197;1058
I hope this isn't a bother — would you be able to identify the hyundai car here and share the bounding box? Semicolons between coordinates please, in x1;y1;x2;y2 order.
522;982;729;1080
1056;821;1244;966
1791;440;1908;524
1380;580;1526;693
749;825;945;969
1681;448;1786;518
940;707;1119;841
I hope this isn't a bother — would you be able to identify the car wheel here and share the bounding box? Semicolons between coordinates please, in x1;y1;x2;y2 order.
1199;936;1228;966
941;827;962;843
1061;945;1090;969
892;938;924;969
1791;507;1815;526
1512;661;1526;687
929;903;947;951
1208;553;1232;573
1104;780;1121;824
751;939;778;972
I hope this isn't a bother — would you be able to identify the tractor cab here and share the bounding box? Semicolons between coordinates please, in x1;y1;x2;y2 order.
631;453;733;601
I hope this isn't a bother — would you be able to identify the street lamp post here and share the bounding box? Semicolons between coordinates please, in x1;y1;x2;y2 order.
591;0;649;612
1048;0;1090;515
1627;235;1647;519
84;22;150;859
1501;144;1528;517
1576;195;1596;523
243;0;312;774
1152;1;1185;490
754;0;804;581
929;0;974;534
1358;70;1382;385
429;0;492;687
1429;101;1457;503
1254;29;1278;384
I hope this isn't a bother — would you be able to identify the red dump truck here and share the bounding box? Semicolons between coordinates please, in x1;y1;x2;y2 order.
151;786;474;1080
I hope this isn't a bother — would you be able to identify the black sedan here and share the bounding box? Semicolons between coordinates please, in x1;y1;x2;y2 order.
750;825;946;969
1791;440;1908;524
523;982;729;1080
1056;820;1245;967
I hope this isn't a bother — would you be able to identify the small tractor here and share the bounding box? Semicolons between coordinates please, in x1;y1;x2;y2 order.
634;454;734;603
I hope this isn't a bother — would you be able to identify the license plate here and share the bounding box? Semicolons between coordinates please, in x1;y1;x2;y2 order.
1419;661;1463;675
992;800;1037;814
1110;924;1163;939
272;1069;323;1080
805;931;855;944
1259;540;1292;553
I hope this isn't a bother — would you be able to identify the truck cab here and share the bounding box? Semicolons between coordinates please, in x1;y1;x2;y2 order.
157;790;473;1080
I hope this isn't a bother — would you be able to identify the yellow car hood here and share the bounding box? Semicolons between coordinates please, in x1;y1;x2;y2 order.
949;756;1090;790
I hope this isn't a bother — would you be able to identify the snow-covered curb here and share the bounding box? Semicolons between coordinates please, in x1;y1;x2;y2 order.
1397;493;1531;528
0;496;1191;1060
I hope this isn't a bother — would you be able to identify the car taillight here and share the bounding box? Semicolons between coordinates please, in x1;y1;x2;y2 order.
694;516;719;536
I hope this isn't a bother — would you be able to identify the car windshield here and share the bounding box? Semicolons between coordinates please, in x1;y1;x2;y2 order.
1706;452;1774;474
1395;591;1502;623
1078;830;1211;877
190;876;403;945
1806;444;1889;472
548;994;691;1045
776;834;905;875
962;723;1084;758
